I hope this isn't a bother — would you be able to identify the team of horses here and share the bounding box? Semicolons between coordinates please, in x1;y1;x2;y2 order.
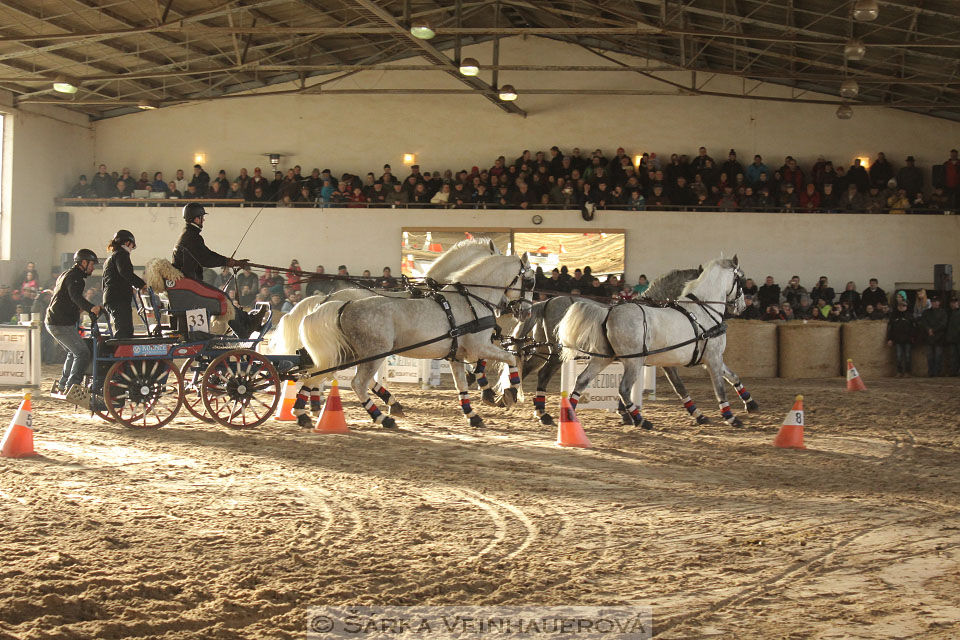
273;238;760;431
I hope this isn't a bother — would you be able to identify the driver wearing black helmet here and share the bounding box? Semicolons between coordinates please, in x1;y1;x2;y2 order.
171;202;266;338
102;229;146;339
45;249;102;401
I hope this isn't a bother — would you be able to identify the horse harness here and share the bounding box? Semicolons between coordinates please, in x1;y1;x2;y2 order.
584;295;728;367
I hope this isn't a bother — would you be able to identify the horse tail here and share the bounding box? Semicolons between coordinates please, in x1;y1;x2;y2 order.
269;293;327;353
558;301;611;362
299;300;353;374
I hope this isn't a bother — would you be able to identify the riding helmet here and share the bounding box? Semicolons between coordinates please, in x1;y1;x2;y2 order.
74;248;99;265
182;201;207;222
113;229;136;246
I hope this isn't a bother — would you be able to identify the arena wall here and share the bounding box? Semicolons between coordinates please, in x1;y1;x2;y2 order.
92;37;960;186
0;94;94;281
55;206;960;291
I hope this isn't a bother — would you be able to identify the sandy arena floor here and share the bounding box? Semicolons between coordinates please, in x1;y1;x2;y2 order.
1;365;959;639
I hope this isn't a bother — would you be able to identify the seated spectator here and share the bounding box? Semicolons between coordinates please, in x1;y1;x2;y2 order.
115;179;132;197
861;278;886;310
717;185;738;211
838;281;860;309
842;182;865;212
739;295;761;320
348;187;367;207
377;267;398;289
368;182;389;206
780;183;799;211
864;185;886;213
430;184;452;207
794;295;814;319
811;306;825;321
799;183;821;212
627;190;645;211
838;301;857;322
207;180;226;199
281;291;302;314
135;171;150;190
763;304;786;321
648;184;671;208
150;172;168;194
742;278;758;298
887;188;910;214
167;181;182;198
248;186;266;202
781;304;795;321
820;183;841;212
928;186;949;212
295;185;314;206
385;183;409;206
69;175;94;197
826;304;844;322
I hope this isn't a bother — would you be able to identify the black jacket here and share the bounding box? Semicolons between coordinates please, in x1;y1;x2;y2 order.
45;265;94;326
103;248;146;307
172;223;229;281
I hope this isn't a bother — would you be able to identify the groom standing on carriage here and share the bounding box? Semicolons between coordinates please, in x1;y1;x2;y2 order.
171;202;266;338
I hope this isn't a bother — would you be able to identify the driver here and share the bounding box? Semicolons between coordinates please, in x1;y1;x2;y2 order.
172;202;265;338
45;249;102;403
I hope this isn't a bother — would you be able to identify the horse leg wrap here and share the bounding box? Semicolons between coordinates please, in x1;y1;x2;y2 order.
681;395;705;422
459;392;478;419
625;403;653;430
569;391;580;410
719;401;738;425
372;382;395;405
362;398;386;424
616;399;633;425
533;391;546;416
734;383;760;412
293;389;310;417
309;387;324;415
474;359;489;390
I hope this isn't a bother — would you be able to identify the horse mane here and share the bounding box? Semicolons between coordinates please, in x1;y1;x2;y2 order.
424;237;498;281
642;268;699;301
446;253;516;284
681;257;737;297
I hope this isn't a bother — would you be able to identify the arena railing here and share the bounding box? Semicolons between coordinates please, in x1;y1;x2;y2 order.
54;197;956;215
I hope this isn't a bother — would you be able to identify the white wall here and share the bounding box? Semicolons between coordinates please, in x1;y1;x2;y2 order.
93;37;960;185
55;205;960;292
0;93;94;283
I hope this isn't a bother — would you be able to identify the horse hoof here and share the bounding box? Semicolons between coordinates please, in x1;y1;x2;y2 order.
502;387;518;408
469;415;485;428
696;414;710;425
389;402;406;418
381;416;398;429
746;400;761;413
296;414;314;429
619;411;633;426
466;372;477;386
729;416;744;428
638;418;654;430
481;389;498;407
495;396;507;408
539;413;555;426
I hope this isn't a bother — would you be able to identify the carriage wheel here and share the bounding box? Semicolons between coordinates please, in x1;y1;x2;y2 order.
104;359;183;429
179;357;214;422
200;349;280;429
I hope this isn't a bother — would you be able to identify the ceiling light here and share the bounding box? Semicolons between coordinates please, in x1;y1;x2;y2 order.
458;57;479;76
836;104;854;120
853;0;879;22
52;76;78;94
410;19;435;39
137;100;159;110
840;79;859;99
844;38;867;61
498;84;517;101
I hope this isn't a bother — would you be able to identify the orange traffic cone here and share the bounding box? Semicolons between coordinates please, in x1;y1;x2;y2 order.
773;395;805;449
846;359;867;392
313;380;350;434
274;380;299;421
556;391;591;449
1;393;37;458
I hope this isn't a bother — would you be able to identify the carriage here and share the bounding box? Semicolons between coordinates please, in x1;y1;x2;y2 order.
73;286;311;429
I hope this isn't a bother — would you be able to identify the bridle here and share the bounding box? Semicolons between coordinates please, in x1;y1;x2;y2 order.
726;265;746;313
502;259;536;317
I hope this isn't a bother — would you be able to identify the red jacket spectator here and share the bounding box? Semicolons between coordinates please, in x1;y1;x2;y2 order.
799;184;821;212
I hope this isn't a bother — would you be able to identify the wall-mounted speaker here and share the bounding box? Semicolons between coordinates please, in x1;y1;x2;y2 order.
55;211;70;234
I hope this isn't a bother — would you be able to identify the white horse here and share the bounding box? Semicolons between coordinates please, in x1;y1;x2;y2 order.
559;256;746;429
269;238;501;426
300;253;535;428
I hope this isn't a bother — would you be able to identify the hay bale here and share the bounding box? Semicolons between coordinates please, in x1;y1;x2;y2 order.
778;321;842;378
723;320;778;377
842;321;896;378
659;319;778;378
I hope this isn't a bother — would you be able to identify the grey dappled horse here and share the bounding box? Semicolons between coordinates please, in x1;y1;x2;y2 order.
559;256;750;429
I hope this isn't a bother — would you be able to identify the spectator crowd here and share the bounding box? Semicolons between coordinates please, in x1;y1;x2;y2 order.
66;146;960;213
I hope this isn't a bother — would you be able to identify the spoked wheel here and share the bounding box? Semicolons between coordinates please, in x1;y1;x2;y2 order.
200;349;280;429
104;359;183;429
179;357;214;422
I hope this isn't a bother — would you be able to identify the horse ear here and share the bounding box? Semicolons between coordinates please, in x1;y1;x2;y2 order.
733;253;739;266
521;251;530;264
698;264;704;275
